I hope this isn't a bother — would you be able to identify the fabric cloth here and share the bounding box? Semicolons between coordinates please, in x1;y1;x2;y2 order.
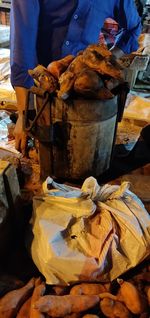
99;18;119;48
10;0;141;88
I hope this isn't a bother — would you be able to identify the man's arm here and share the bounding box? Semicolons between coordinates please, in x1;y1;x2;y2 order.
10;0;39;154
10;0;40;88
13;87;29;155
113;0;142;54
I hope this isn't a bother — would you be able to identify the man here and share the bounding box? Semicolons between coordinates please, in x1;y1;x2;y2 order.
10;0;141;155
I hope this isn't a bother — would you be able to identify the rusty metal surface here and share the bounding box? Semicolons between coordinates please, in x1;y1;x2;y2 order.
36;96;118;180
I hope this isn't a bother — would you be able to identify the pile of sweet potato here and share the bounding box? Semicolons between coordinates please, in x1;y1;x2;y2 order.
0;262;149;318
28;44;125;101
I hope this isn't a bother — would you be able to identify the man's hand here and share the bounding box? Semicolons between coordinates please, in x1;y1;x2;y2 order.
14;86;29;155
14;112;27;156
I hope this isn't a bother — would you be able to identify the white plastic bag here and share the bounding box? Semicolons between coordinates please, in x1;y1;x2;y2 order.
31;177;150;284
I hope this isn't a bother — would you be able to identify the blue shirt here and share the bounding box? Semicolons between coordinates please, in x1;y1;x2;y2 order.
10;0;141;88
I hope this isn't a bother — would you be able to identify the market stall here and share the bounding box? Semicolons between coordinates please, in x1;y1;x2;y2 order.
0;1;150;317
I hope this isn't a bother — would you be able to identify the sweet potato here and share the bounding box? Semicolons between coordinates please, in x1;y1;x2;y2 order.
99;292;117;300
100;298;131;318
35;278;43;287
30;282;46;318
100;298;116;317
113;301;132;318
85;44;112;58
70;283;106;295
28;65;57;93
82;49;124;80
16;297;31;318
34;295;99;317
0;278;35;318
74;69;103;93
117;279;147;315
74;70;113;99
144;286;150;305
58;70;75;99
68;55;87;75
47;55;75;78
103;283;111;292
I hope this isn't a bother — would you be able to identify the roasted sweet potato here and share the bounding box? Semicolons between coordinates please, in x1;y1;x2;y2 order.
28;65;57;94
35;278;43;287
58;70;75;99
117;279;147;315
82;49;124;80
144;286;150;305
68;55;87;75
86;44;112;58
100;298;132;318
34;295;99;317
70;283;106;295
74;69;114;99
16;297;31;318
74;69;103;93
99;292;117;301
0;278;35;318
30;281;46;318
47;55;75;78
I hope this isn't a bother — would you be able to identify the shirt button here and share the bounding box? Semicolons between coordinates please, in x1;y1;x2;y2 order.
74;14;78;20
66;41;70;46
